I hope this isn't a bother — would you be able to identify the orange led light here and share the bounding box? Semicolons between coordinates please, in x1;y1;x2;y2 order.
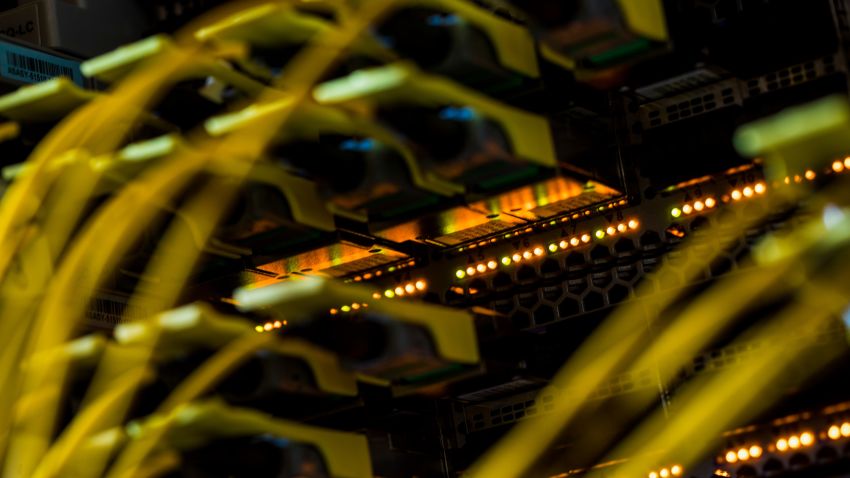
405;284;416;294
705;197;716;208
754;182;766;194
788;435;800;449
833;160;845;172
725;451;738;463
682;204;693;215
487;260;498;270
731;189;742;200
749;445;762;458
743;186;754;197
828;425;841;440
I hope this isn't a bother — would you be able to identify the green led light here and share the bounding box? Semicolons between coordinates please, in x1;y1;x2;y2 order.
341;305;351;312
384;290;395;298
501;256;511;266
548;243;558;252
671;207;682;218
595;229;605;239
455;270;466;279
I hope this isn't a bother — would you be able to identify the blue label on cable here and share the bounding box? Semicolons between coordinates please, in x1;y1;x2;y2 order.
0;41;84;87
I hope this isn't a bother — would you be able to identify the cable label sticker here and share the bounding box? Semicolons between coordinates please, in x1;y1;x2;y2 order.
0;41;85;87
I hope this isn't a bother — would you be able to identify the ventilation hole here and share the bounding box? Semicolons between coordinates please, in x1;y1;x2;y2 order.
591;272;612;288
816;445;838;462
614;238;635;254
565;252;586;268
582;291;604;311
788;452;810;469
608;284;629;304
516;265;537;283
616;264;637;282
540;258;561;276
762;458;783;474
690;215;710;231
534;306;555;324
558;299;580;318
512;311;531;329
639;231;662;247
590;245;611;261
567;278;587;295
542;286;562;301
518;294;537;309
493;272;513;290
736;465;757;478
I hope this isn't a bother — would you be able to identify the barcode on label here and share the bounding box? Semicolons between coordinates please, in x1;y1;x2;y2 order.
6;51;73;80
0;40;85;87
